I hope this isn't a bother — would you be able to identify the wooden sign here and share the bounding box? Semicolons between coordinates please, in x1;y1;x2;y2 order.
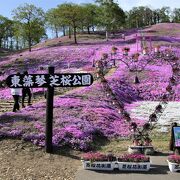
6;73;93;88
6;67;94;153
173;126;180;147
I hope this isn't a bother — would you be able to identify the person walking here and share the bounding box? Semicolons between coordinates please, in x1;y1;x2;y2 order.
22;71;32;108
11;86;22;112
122;33;125;40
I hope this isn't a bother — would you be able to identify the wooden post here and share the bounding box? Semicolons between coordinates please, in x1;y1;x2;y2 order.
45;66;54;153
136;34;138;52
134;75;140;84
106;31;108;41
149;37;152;51
113;58;116;67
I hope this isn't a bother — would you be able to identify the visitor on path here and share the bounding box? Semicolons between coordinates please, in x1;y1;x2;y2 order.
22;71;32;108
122;33;125;40
11;73;22;112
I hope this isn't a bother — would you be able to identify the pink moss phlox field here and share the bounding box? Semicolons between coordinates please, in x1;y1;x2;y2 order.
0;24;179;150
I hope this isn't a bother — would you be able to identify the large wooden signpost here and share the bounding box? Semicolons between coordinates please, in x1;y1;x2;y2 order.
6;66;93;153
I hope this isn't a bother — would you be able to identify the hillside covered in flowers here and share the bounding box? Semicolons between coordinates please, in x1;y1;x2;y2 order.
0;23;179;151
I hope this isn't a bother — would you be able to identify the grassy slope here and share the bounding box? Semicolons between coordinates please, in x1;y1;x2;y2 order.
144;23;180;36
142;23;180;47
94;132;171;154
34;33;106;48
38;23;180;48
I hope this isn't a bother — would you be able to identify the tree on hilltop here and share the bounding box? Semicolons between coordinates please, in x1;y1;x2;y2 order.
57;3;83;44
81;4;99;34
172;8;180;23
46;8;67;38
0;15;9;48
12;3;46;52
96;0;125;40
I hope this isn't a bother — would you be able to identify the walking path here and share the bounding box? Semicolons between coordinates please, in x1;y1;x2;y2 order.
0;86;75;114
75;156;180;180
130;101;180;128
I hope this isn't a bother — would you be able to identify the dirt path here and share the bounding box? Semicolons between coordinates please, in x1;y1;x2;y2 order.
0;86;75;115
0;139;81;180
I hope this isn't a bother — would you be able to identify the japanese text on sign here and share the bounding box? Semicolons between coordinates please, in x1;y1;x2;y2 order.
6;73;93;88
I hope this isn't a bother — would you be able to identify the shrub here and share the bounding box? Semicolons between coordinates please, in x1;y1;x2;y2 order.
168;155;180;164
118;154;150;163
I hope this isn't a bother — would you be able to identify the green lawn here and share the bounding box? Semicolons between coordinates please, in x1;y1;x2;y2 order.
92;131;171;154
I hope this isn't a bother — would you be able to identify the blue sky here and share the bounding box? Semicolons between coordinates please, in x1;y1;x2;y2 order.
1;0;91;18
0;0;179;19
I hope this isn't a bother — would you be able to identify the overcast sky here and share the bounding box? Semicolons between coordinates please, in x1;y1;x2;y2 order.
0;0;179;19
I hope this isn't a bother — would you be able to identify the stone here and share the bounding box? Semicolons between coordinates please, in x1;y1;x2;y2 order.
128;146;142;154
144;147;155;155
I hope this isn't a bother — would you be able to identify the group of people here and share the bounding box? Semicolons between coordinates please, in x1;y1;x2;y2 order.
11;71;32;112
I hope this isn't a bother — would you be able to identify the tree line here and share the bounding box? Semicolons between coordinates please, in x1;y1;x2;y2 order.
0;0;179;52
